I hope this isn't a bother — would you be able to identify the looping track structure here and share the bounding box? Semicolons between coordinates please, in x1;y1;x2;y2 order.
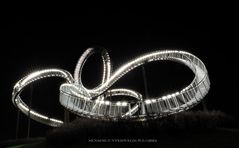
12;48;210;127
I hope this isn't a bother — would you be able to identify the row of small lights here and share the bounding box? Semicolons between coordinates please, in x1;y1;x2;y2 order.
144;92;180;104
95;99;128;106
94;91;181;106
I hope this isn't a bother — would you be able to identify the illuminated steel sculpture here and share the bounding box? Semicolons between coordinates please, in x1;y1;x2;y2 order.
12;48;210;127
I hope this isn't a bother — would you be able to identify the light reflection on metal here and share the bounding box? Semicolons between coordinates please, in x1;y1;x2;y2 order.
12;48;210;127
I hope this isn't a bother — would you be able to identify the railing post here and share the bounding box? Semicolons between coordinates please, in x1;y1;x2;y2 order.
15;109;20;139
27;84;33;138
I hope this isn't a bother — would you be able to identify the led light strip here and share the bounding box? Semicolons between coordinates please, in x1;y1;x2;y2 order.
12;69;74;127
12;48;210;127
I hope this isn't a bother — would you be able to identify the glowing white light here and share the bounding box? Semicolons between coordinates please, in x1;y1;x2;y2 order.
151;99;156;103
122;102;127;106
116;102;121;106
162;96;167;100
105;101;110;105
167;95;171;99
145;100;151;104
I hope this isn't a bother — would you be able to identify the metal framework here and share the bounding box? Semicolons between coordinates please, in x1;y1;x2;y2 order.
12;48;210;127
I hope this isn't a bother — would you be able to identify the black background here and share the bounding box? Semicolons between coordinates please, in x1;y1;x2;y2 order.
0;11;236;141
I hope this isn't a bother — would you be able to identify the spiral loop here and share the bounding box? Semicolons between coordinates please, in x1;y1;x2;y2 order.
12;48;210;126
60;49;210;121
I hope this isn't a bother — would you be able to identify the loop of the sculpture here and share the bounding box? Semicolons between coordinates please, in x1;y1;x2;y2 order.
12;69;74;127
12;48;210;127
72;47;141;116
60;49;210;121
74;47;111;90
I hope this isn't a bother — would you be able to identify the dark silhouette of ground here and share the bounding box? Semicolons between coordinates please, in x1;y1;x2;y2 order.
1;111;239;148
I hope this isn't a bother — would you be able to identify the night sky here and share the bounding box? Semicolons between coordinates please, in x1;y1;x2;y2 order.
0;12;236;141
